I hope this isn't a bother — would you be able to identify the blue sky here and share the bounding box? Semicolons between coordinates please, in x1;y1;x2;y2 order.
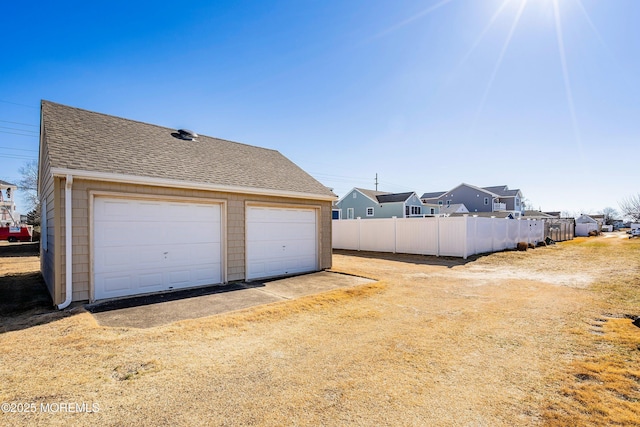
1;0;639;217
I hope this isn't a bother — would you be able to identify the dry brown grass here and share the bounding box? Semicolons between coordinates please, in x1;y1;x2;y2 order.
0;234;639;426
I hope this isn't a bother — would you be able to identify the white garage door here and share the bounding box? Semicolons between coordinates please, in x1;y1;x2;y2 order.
94;198;222;300
246;206;317;280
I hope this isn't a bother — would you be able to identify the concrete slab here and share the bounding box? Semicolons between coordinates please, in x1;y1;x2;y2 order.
87;271;375;329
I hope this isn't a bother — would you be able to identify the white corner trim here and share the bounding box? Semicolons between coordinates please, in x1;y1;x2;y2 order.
50;168;336;202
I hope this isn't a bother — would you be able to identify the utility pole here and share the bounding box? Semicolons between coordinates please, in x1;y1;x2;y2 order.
375;173;378;191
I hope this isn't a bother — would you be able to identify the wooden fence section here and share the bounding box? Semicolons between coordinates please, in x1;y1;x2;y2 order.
332;216;545;259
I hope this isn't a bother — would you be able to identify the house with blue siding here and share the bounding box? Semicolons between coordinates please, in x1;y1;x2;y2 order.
334;188;431;219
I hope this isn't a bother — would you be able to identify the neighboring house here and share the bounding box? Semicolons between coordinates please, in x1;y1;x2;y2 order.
421;183;525;217
523;210;558;220
38;101;336;307
335;188;427;219
575;214;600;236
422;203;440;216
611;219;625;230
437;203;468;216
0;180;20;226
451;211;515;219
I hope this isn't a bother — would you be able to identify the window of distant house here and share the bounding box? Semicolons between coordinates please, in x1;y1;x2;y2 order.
347;208;354;219
366;207;374;216
405;206;410;216
446;200;451;206
411;206;421;215
515;197;520;207
484;197;489;205
430;208;435;214
352;192;357;198
438;200;443;206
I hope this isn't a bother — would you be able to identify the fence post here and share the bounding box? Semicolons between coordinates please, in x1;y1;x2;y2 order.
472;216;478;257
357;217;361;251
436;215;440;257
517;218;522;244
491;216;496;253
393;216;397;254
462;215;468;259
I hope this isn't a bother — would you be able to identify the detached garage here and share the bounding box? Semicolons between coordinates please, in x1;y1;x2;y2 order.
38;101;335;308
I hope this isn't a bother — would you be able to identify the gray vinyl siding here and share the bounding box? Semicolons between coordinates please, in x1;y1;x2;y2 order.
435;185;495;213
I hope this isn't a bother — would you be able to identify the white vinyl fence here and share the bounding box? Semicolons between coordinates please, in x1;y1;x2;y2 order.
332;216;545;259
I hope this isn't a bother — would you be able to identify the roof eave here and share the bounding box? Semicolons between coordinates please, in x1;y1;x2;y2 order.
50;168;337;202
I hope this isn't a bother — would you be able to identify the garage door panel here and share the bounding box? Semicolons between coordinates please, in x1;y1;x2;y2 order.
168;270;191;285
246;207;317;280
94;198;223;300
101;275;132;293
97;249;132;271
137;202;163;218
192;204;220;220
138;273;164;289
101;200;132;218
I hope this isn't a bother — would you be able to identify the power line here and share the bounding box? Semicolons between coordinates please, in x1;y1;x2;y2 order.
0;125;38;134
0;146;38;152
0;99;38;109
0;119;38;128
0;154;38;160
0;130;38;137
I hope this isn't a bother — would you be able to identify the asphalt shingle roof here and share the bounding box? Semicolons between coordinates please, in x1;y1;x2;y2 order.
354;188;390;201
41;101;335;198
375;192;414;203
482;185;520;197
420;191;446;199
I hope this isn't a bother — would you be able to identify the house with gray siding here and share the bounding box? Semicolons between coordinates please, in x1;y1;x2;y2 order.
437;203;469;216
335;188;428;219
421;183;525;217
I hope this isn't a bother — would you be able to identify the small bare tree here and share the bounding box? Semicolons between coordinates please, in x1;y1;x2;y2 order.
600;207;619;225
619;194;640;222
18;160;40;224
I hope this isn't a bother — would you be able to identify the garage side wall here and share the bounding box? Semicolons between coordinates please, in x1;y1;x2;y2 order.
38;128;59;304
57;178;332;302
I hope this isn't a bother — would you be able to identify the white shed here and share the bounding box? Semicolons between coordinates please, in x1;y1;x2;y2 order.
575;215;599;236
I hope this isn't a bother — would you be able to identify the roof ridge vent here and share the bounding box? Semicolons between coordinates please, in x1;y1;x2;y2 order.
172;129;198;141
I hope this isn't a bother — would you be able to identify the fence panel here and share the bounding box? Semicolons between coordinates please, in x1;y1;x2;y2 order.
438;216;467;257
359;218;396;253
333;217;545;259
332;219;360;250
395;218;439;255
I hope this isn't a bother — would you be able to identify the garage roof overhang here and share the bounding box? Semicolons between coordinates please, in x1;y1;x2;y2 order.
50;168;337;202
